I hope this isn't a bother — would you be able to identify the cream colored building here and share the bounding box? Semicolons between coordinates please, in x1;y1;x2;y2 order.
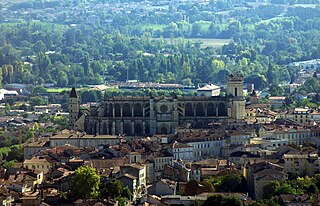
49;131;122;148
154;155;174;172
258;125;320;146
277;108;320;124
23;156;58;174
196;83;221;97
244;161;288;199
283;153;320;176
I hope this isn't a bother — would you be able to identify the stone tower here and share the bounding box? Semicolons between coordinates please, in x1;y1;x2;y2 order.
69;87;80;129
227;73;245;119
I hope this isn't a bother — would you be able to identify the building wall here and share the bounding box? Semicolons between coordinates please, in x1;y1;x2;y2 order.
187;139;225;160
283;154;320;176
155;181;176;196
172;147;193;161
154;156;173;171
49;137;121;148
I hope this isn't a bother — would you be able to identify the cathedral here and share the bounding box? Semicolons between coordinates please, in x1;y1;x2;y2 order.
69;73;245;135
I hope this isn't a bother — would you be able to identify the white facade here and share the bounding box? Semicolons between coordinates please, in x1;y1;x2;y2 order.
186;139;225;160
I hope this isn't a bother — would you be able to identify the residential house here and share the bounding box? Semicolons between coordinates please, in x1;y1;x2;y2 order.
20;191;41;206
179;130;226;160
229;151;261;169
283;152;320;177
196;83;221;97
23;156;58;174
244;161;288;199
169;141;193;161
279;194;313;206
162;160;191;182
148;179;177;196
268;96;286;108
49;130;122;148
24;140;50;159
120;164;146;189
118;174;138;201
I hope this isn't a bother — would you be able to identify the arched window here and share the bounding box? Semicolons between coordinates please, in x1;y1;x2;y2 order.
145;122;150;134
115;104;121;117
123;123;131;135
161;127;168;134
218;103;227;116
185;103;193;116
108;104;113;117
207;103;215;116
108;122;113;135
135;123;143;135
196;103;205;116
134;104;143;117
103;123;108;134
123;103;131;117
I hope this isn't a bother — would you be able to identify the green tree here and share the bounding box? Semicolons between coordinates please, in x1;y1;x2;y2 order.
121;186;132;200
202;195;223;206
219;174;247;193
263;181;280;199
223;196;243;206
29;96;48;106
100;179;123;199
185;180;214;196
71;166;100;200
83;55;93;77
275;182;298;195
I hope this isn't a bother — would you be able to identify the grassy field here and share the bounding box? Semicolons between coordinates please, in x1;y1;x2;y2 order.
158;38;231;49
46;88;71;93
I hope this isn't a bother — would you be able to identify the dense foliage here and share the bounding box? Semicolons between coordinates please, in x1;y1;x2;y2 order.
0;0;320;90
71;166;101;200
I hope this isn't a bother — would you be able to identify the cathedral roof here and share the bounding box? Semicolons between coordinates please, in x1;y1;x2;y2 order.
69;87;78;98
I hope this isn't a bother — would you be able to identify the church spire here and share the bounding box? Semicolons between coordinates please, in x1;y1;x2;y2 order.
69;87;78;98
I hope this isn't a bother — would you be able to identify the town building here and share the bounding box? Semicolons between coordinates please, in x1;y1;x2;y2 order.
196;83;221;97
244;161;288;199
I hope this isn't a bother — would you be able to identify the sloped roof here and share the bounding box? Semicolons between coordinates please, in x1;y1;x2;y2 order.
69;87;78;98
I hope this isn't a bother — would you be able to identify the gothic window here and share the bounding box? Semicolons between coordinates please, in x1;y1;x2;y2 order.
196;103;205;116
135;123;143;135
218;103;227;116
115;104;121;117
108;104;113;117
103;123;108;134
185;103;193;116
207;103;215;116
160;127;168;134
123;123;131;135
145;122;150;134
134;104;143;117
108;122;113;134
123;103;131;117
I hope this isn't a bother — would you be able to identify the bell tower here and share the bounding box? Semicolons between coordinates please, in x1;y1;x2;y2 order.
227;73;244;98
69;87;80;129
227;73;245;119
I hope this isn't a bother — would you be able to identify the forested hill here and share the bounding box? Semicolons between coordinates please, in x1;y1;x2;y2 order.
0;0;320;90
